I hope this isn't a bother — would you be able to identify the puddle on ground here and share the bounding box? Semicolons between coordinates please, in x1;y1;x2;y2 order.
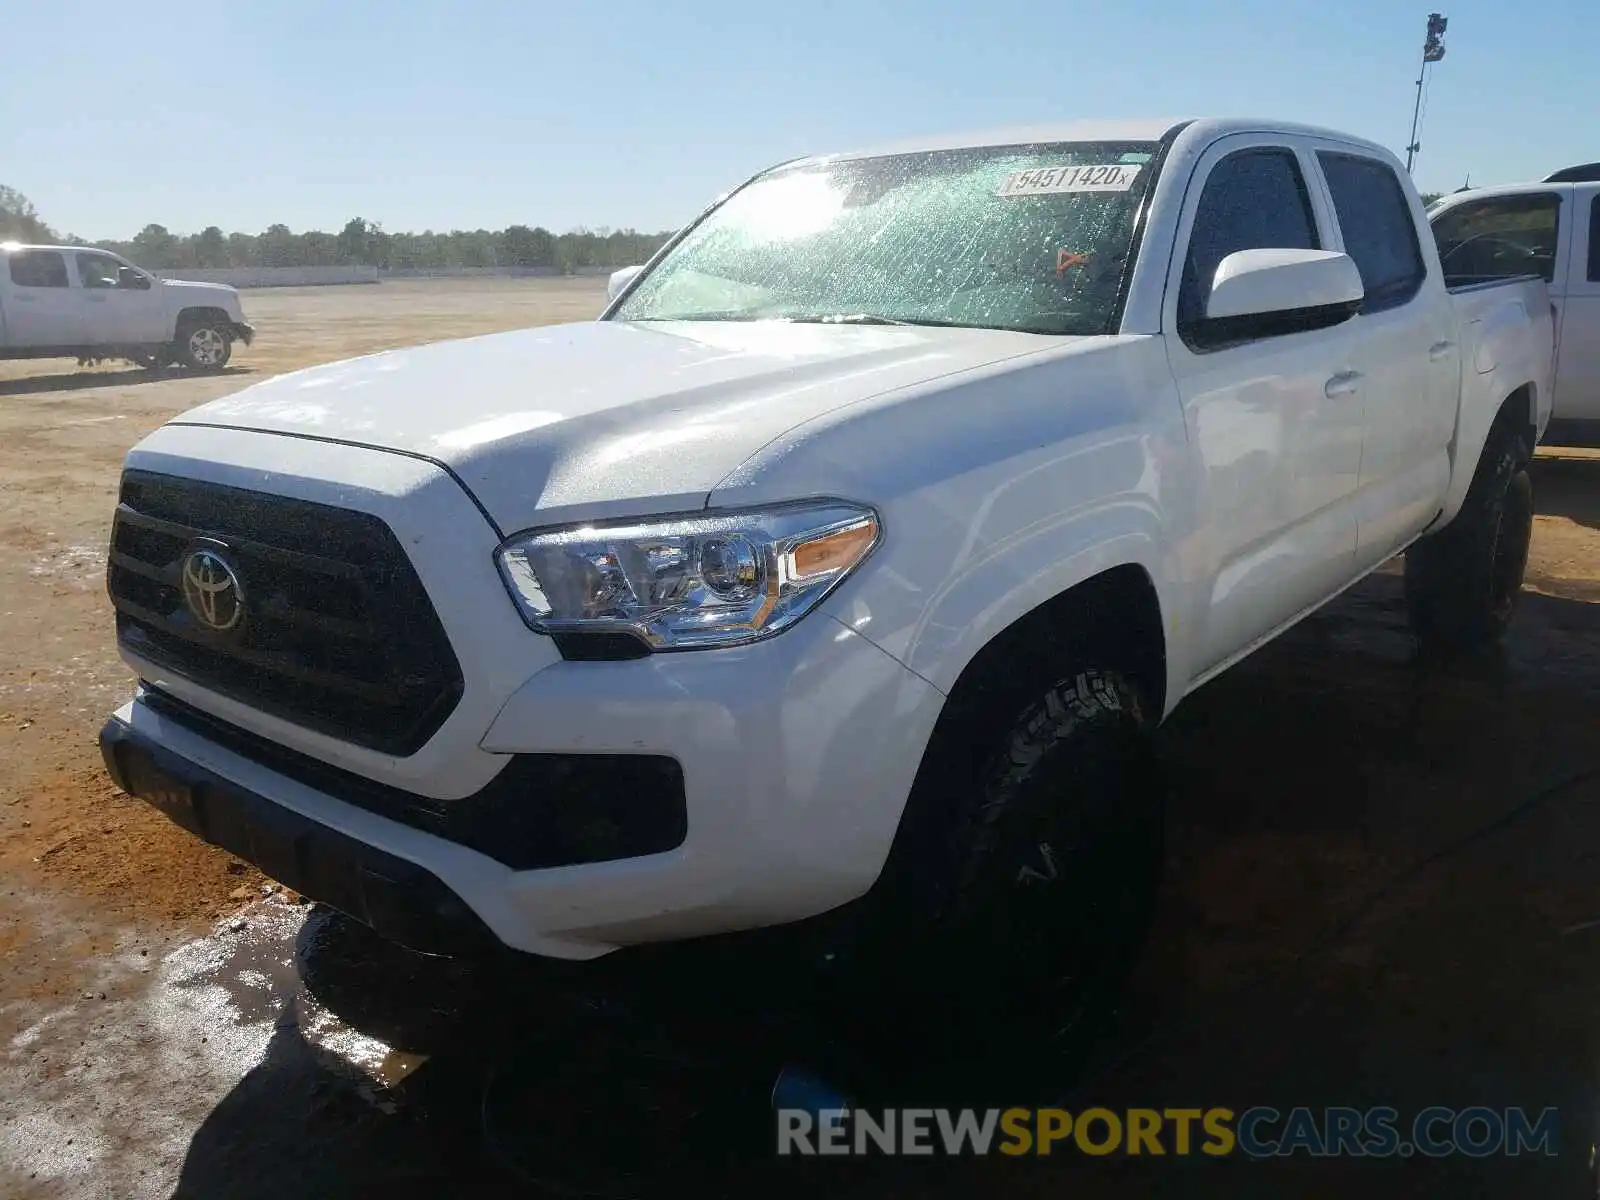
164;897;431;1097
1;893;429;1196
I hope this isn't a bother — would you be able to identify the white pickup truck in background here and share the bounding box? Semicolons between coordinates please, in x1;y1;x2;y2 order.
1430;163;1599;438
0;243;253;371
99;117;1553;1047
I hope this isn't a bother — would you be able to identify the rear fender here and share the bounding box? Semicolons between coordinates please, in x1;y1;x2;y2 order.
1437;289;1551;527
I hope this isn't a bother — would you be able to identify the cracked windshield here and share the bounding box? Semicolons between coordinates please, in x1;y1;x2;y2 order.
614;142;1156;334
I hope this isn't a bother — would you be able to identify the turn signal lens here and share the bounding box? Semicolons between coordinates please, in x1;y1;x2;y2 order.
789;519;878;580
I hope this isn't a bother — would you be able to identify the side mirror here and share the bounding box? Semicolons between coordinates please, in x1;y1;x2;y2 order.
1198;248;1364;341
119;266;151;290
607;264;644;302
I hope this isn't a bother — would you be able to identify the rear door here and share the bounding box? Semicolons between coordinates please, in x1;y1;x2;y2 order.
1162;134;1364;677
1309;146;1460;566
2;250;83;348
1554;186;1600;420
73;251;166;346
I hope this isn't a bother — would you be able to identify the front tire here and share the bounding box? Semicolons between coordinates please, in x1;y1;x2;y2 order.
176;321;232;372
824;667;1163;1062
1405;419;1534;651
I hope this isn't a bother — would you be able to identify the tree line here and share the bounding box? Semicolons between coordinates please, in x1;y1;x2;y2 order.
0;186;675;273
1;182;1464;275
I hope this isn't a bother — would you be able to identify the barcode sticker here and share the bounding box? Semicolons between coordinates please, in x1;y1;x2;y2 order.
996;164;1141;196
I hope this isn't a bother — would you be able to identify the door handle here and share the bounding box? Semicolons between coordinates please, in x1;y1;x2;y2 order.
1324;370;1363;398
1428;340;1455;361
85;293;107;302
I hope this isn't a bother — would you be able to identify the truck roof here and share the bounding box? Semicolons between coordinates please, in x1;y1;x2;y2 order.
0;242;105;254
1427;180;1584;215
805;117;1397;165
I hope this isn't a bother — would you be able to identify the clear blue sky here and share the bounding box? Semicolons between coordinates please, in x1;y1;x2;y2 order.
1;0;1592;240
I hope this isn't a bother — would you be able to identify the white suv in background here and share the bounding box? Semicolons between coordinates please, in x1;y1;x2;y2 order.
0;243;253;371
1430;163;1600;439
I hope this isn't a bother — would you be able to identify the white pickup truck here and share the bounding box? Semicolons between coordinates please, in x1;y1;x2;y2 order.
1428;164;1599;440
0;243;253;371
99;118;1553;1033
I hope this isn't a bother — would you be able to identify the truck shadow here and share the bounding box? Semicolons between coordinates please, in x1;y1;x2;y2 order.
168;576;1600;1198
0;365;251;397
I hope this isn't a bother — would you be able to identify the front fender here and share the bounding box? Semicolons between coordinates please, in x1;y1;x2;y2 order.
711;335;1189;716
830;499;1175;709
162;283;246;324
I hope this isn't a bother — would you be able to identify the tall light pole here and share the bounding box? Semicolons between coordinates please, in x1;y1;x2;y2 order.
1405;13;1448;173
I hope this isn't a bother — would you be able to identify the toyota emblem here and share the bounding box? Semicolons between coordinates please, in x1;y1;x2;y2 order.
181;546;245;633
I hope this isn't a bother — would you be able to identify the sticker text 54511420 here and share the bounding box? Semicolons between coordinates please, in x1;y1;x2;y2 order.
996;164;1141;197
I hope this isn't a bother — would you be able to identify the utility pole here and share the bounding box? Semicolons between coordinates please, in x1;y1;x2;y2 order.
1405;13;1448;173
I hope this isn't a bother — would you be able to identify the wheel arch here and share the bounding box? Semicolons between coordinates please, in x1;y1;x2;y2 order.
1437;380;1540;529
866;560;1170;915
175;305;234;332
931;561;1170;743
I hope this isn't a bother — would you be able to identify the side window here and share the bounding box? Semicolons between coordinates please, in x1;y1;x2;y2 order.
1588;196;1600;282
8;250;69;289
1317;152;1426;312
77;253;120;289
1178;148;1320;334
1431;193;1561;285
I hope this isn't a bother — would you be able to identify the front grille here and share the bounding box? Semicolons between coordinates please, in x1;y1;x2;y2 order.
142;687;689;871
108;470;463;755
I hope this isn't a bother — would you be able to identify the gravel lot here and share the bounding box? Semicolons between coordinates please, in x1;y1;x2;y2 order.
1;278;1599;1197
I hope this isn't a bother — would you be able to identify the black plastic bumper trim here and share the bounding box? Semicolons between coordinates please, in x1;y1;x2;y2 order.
137;686;688;872
100;715;500;956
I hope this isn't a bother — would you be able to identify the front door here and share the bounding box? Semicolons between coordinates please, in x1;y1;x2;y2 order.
1162;135;1365;678
74;252;166;346
3;250;82;348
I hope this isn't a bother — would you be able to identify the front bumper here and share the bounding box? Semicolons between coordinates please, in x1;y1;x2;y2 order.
101;711;499;955
230;321;255;346
103;610;945;960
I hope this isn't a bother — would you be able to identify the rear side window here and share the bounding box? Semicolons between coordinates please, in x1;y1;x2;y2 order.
1431;193;1561;285
1178;149;1320;332
8;250;69;289
1589;196;1600;282
1318;153;1427;312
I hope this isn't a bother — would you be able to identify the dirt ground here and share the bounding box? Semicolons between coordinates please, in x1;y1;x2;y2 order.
1;278;1599;1196
0;277;607;927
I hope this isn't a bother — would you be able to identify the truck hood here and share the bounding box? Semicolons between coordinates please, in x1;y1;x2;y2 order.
160;280;239;297
175;319;1054;531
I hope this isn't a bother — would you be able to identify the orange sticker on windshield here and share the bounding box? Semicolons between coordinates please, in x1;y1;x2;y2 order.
1056;250;1089;276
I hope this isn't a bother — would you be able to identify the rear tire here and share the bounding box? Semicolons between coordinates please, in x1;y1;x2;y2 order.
176;320;232;372
820;667;1163;1064
1405;419;1534;650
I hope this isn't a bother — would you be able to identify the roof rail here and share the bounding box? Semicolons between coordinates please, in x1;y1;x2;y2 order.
1543;162;1600;183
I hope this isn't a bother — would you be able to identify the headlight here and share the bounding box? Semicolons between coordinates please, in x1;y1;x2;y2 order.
494;501;880;652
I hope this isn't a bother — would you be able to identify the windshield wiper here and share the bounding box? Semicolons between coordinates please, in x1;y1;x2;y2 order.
632;311;1049;332
785;312;915;326
628;311;768;322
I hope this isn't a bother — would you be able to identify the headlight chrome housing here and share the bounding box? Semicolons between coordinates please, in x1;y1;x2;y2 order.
494;501;880;652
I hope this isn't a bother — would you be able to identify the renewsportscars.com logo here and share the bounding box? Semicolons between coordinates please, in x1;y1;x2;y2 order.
777;1105;1560;1159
